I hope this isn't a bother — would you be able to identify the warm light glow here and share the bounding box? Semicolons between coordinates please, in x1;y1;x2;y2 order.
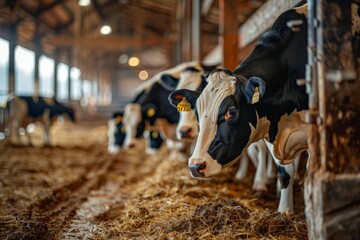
128;57;140;67
78;0;91;6
118;54;128;64
100;25;112;35
139;70;148;80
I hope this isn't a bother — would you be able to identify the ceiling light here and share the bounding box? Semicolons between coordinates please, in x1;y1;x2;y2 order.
78;0;91;7
139;70;148;80
118;54;128;64
100;25;112;35
128;57;140;67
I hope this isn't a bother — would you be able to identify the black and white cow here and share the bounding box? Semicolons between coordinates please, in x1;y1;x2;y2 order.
170;4;310;212
7;96;75;146
107;111;127;154
123;62;202;158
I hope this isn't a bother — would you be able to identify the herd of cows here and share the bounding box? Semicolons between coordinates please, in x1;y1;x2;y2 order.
3;3;360;214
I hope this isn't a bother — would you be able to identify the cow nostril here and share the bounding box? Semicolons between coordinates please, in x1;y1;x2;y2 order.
179;127;192;138
197;162;207;173
188;162;206;177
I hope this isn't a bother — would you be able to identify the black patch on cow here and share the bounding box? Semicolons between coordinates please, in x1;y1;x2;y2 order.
50;99;75;121
232;8;309;143
196;76;208;92
183;66;200;72
114;121;126;146
138;82;179;124
148;130;163;149
276;165;290;189
210;68;234;77
207;92;256;166
159;74;179;91
20;96;49;118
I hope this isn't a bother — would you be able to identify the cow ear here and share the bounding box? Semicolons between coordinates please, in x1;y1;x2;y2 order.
159;74;179;90
241;77;266;104
168;89;200;111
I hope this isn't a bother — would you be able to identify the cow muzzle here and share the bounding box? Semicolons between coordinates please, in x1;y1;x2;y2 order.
188;162;207;178
179;126;193;139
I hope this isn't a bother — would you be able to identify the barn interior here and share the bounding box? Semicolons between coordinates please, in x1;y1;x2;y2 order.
0;0;359;239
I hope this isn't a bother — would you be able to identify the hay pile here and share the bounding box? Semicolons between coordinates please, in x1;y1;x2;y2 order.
93;151;308;239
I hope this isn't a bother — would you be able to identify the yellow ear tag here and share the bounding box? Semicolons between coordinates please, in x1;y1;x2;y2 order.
147;108;155;117
177;97;191;112
151;131;159;139
116;116;122;122
251;87;260;104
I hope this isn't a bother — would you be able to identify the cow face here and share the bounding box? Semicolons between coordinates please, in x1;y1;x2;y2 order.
107;112;126;154
144;130;164;154
123;103;144;148
173;67;206;140
169;69;266;178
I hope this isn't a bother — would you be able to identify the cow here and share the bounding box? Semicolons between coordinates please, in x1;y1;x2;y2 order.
6;95;75;146
169;4;311;213
107;111;126;154
122;61;202;158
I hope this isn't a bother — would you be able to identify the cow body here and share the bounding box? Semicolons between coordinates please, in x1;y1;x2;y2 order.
170;4;310;212
7;96;75;146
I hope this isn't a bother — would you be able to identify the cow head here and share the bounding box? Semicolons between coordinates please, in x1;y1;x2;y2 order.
169;69;266;178
170;66;207;140
107;112;126;154
123;103;145;148
144;130;164;154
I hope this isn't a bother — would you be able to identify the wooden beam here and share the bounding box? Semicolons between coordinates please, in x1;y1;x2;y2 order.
202;0;214;16
219;0;238;70
43;35;172;51
35;0;65;16
238;0;302;48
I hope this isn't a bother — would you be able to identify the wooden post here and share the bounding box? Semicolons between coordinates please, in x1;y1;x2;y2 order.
8;11;17;94
33;23;41;97
219;0;238;70
192;0;201;61
304;1;360;239
182;0;192;62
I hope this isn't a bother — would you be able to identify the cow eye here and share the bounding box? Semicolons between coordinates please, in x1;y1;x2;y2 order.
224;107;237;121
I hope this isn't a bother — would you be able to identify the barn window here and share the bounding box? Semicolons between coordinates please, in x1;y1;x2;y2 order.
15;45;35;96
0;38;9;105
70;67;81;100
57;63;69;100
39;55;54;97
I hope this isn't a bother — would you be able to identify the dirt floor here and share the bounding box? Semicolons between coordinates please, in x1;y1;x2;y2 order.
0;118;308;239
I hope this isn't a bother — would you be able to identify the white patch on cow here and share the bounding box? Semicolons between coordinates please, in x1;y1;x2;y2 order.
273;110;309;163
123;103;142;148
107;119;120;154
175;68;204;140
189;71;237;177
294;3;308;17
352;3;360;35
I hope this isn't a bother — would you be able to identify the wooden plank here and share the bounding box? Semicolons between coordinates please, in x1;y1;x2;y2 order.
219;0;238;70
238;0;302;48
304;1;360;239
43;35;172;51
